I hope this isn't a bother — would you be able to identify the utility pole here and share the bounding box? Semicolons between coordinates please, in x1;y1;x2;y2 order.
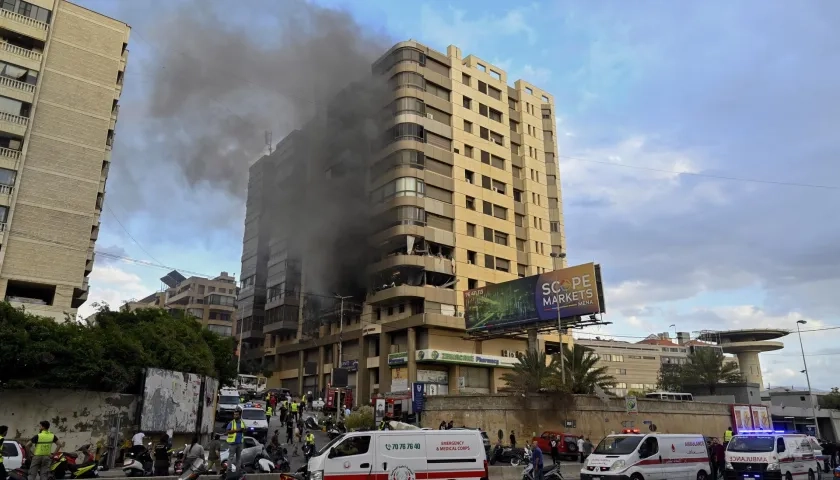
557;308;565;385
796;320;820;438
236;319;244;375
335;294;352;411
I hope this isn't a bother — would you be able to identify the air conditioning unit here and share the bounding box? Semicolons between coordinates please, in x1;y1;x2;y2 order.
493;187;501;193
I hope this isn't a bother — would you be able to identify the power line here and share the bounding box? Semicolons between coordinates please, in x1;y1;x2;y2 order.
104;204;164;265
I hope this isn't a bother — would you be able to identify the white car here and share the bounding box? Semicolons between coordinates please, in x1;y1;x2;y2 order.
311;398;325;410
2;441;25;471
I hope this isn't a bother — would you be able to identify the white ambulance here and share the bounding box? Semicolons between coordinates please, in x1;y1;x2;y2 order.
581;432;711;480
308;429;488;480
725;433;818;480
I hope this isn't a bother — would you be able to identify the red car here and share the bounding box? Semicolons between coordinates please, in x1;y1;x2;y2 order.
532;431;582;460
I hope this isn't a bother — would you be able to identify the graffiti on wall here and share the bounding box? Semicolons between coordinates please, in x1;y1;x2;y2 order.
140;368;202;433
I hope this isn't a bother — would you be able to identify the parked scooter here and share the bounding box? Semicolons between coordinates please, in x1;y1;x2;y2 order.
121;443;153;478
490;444;529;466
304;417;319;431
50;450;99;479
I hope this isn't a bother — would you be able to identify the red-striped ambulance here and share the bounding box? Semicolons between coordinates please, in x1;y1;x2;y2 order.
581;433;712;480
308;429;489;480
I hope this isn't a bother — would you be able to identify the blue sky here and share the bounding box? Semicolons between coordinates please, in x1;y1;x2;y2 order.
75;0;840;389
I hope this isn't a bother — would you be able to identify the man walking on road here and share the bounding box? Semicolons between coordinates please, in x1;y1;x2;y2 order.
226;409;246;471
531;440;544;480
27;421;63;480
577;437;585;464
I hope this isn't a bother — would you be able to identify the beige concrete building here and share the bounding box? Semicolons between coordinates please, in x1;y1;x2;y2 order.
0;0;129;321
127;271;238;336
238;41;572;402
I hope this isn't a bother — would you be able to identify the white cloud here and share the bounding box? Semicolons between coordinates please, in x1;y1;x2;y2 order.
418;4;538;54
79;263;154;318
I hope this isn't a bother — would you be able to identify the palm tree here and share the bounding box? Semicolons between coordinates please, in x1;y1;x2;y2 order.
499;349;563;393
682;348;743;394
562;345;616;394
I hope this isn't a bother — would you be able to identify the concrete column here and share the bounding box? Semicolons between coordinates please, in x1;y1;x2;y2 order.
378;332;391;394
297;350;305;395
407;327;417;384
317;345;325;393
449;365;461;394
358;337;370;406
489;367;497;393
736;351;764;387
528;328;539;353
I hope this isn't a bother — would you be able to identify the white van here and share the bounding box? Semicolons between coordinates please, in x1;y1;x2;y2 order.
725;433;818;480
217;387;242;422
581;433;711;480
308;429;488;480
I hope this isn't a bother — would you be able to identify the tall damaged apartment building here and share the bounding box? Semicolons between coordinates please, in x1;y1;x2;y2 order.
237;41;569;400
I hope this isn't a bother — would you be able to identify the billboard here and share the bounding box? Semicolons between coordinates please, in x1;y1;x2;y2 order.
464;263;604;333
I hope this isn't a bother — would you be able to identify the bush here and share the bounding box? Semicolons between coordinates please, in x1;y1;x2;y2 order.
345;406;375;431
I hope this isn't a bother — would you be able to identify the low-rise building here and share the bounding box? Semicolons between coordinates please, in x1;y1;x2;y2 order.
125;270;238;336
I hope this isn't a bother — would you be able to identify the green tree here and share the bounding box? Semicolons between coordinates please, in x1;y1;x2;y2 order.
499;349;564;393
562;345;616;394
345;406;376;431
680;348;744;395
818;387;840;410
0;303;237;392
657;362;685;392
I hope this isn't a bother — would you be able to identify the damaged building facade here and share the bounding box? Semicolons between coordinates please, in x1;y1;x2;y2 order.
236;41;570;401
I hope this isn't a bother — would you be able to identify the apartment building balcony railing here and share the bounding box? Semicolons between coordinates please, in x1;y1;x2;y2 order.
0;111;28;136
0;184;13;196
0;41;42;63
0;76;34;98
0;9;48;37
0;222;6;233
0;147;20;162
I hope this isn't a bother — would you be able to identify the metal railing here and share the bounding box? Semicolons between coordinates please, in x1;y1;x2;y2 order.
0;111;28;126
0;41;42;62
0;184;12;195
0;75;35;93
0;8;49;31
0;147;20;161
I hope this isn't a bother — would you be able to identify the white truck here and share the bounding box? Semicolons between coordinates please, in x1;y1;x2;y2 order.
725;433;819;480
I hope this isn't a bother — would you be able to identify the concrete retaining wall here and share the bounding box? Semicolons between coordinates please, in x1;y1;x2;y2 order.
422;394;733;440
0;389;138;448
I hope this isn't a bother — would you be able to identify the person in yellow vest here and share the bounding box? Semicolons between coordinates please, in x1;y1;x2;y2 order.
290;400;299;422
0;425;8;480
265;392;271;402
280;400;288;423
723;426;733;446
226;410;246;471
266;405;273;423
26;420;63;480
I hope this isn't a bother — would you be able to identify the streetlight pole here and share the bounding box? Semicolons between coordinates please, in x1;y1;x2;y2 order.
796;320;820;438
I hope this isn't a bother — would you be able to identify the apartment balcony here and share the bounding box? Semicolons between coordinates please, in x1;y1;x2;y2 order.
207;303;236;313
85;251;94;274
0;41;41;71
0;111;28;137
239;327;264;342
264;318;298;334
370;223;425;245
0;75;35;103
0;9;49;41
368;254;454;276
110;104;119;130
263;345;277;356
367;284;457;306
0;146;20;171
0;183;12;207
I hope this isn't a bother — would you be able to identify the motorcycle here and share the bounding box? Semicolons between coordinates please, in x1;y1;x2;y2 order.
490;445;528;466
304;416;319;431
521;462;563;480
121;443;153;478
268;447;290;473
49;450;99;480
7;457;31;480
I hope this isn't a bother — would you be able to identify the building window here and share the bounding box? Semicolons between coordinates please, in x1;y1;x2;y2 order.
465;170;475;184
513;189;523;203
462;96;472;109
464;145;474;158
516;238;525;252
462;72;471;86
494;258;509;272
386;122;425;143
550;221;560;233
466;196;475;210
388;71;425;90
463;120;473;133
467;251;477;264
370;177;426;203
391;97;425;116
615;369;627;375
370;150;425;178
484;255;494;269
515;214;525;227
466;223;476;237
468;278;478;289
374;47;426;73
493;231;508;246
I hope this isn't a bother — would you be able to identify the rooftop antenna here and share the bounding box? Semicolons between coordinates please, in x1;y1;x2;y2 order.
265;130;273;155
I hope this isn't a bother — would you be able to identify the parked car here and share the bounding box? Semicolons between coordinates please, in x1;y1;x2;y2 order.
2;440;26;471
533;431;581;460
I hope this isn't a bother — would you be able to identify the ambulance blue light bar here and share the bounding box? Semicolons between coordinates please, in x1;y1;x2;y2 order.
738;429;788;434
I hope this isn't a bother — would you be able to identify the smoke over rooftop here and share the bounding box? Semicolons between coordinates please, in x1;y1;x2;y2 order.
142;0;394;298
